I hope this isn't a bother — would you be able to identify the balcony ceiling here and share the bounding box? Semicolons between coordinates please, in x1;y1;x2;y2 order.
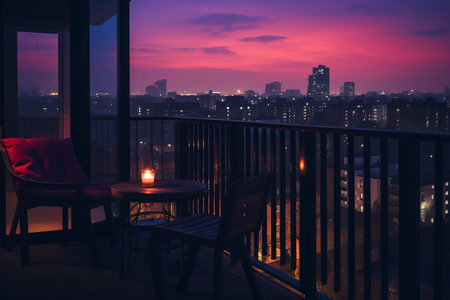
3;0;70;30
90;0;117;25
3;0;122;30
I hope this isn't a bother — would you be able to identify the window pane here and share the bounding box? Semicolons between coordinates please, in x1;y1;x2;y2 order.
17;32;60;138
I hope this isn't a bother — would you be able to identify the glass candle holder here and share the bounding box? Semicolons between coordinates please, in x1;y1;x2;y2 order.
141;169;155;187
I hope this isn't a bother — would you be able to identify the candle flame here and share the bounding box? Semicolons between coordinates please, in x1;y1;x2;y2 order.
143;169;153;178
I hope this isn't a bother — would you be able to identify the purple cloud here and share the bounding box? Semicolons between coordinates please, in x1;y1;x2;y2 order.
131;48;160;53
173;46;237;55
187;13;267;32
173;47;196;52
410;28;449;37
240;35;286;43
201;47;236;55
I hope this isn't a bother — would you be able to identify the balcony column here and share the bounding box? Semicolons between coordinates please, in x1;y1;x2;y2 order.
0;0;5;247
69;0;90;237
69;0;90;177
118;0;130;181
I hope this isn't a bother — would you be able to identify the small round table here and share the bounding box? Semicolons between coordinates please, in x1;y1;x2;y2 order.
111;179;207;279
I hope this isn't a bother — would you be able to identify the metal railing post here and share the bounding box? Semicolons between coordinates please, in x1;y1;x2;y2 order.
299;132;317;299
398;138;420;300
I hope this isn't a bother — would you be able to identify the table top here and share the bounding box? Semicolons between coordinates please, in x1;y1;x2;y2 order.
111;179;207;203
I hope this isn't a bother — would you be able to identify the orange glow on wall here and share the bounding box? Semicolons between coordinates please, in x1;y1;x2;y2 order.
299;159;305;172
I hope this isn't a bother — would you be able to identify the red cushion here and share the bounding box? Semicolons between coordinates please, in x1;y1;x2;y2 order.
1;138;88;190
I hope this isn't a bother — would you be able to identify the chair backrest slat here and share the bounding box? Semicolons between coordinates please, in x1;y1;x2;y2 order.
218;173;272;244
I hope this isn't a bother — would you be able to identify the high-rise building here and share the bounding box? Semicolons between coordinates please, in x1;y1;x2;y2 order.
145;78;167;97
307;65;329;101
154;79;166;97
265;81;281;97
344;82;355;98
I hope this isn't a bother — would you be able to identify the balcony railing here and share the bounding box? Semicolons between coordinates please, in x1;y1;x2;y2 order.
130;116;450;300
14;116;449;299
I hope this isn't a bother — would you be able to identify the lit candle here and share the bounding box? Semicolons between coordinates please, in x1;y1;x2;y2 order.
141;169;155;187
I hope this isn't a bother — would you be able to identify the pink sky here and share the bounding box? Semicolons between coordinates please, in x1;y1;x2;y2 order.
17;0;450;96
130;0;450;95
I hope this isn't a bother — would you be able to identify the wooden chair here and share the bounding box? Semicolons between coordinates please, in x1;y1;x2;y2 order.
148;173;272;300
0;138;116;267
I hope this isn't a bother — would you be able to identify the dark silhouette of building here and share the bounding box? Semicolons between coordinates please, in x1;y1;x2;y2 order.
145;78;167;97
167;91;177;98
216;96;253;120
387;98;448;132
307;65;330;101
244;90;258;98
324;99;386;128
284;89;301;99
343;82;355;99
265;81;281;97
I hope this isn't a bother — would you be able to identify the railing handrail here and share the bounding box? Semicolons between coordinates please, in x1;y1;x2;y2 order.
18;116;119;121
129;116;450;142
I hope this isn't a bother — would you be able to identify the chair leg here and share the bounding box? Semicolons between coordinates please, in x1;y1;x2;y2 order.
213;248;223;300
81;207;101;268
177;243;200;294
148;235;166;300
238;241;262;300
104;202;117;245
6;202;21;251
119;201;129;280
19;205;30;265
62;206;69;246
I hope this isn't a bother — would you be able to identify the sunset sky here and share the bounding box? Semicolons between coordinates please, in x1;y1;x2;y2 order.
18;0;450;95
